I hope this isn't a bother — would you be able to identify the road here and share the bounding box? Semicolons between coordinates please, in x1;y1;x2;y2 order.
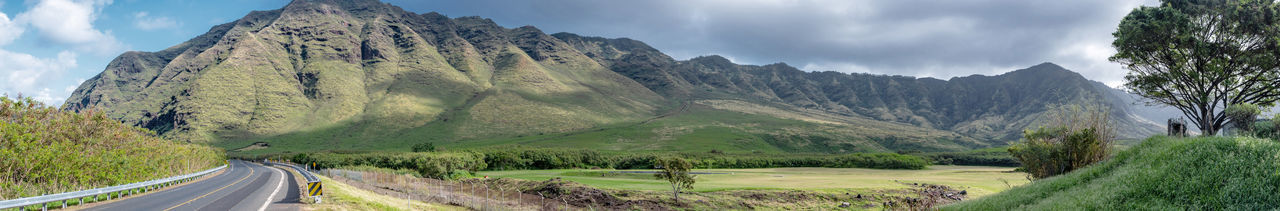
82;160;302;211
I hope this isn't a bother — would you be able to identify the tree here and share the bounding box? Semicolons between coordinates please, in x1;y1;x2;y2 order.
653;157;695;203
1111;0;1280;135
411;142;436;152
1224;103;1262;134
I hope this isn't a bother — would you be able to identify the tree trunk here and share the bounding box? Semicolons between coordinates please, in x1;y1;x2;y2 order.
671;183;679;203
1199;110;1217;136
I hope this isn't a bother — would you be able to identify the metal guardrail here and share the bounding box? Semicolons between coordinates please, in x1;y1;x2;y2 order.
0;163;228;211
267;161;323;203
268;162;319;183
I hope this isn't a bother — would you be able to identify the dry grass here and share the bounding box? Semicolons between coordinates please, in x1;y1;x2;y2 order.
481;166;1030;198
305;175;465;211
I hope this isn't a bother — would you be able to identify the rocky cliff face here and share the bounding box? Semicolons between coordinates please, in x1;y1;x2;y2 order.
66;0;662;143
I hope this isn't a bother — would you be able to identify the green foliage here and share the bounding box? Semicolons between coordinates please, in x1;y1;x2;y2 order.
1009;127;1110;179
411;142;436;152
462;147;930;170
826;153;929;169
1007;105;1115;179
654;157;695;203
945;136;1280;210
1111;0;1280;135
333;165;423;178
289;152;486;180
913;148;1021;167
280;147;931;181
1225;103;1262;134
0;96;225;199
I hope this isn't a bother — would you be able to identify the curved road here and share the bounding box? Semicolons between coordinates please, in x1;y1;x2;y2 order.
83;160;302;211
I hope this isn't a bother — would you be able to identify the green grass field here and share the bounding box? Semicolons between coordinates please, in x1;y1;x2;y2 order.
478;165;1029;198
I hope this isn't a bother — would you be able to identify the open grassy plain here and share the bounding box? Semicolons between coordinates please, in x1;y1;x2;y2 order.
479;165;1029;197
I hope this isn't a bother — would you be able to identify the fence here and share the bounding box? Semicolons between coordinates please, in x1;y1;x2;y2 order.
320;169;579;211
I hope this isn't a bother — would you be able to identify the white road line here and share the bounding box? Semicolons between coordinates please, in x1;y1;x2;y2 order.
259;165;285;211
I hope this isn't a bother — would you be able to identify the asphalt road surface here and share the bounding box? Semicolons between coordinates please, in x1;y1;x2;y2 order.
83;160;302;211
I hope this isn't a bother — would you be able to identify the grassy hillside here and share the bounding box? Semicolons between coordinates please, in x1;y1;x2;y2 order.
0;96;225;199
944;136;1280;210
220;101;981;156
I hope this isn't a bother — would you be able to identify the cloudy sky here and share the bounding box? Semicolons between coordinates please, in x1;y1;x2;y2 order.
0;0;1157;105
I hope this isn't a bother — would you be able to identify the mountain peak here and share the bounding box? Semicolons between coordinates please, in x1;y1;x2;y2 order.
1029;62;1066;71
690;55;732;63
1004;62;1083;79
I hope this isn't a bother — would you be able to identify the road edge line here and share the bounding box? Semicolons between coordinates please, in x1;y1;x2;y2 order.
259;166;285;211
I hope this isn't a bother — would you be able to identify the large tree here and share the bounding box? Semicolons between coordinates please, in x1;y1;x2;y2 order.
1111;0;1280;135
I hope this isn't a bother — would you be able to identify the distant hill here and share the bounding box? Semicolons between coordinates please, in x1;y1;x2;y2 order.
559;31;1165;140
65;0;1164;154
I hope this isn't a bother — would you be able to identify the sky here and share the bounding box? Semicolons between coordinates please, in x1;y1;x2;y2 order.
0;0;1159;105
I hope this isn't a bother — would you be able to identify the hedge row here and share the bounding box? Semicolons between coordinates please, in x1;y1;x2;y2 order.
278;148;930;179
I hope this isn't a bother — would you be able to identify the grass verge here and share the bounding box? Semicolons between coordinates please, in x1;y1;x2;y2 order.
306;175;465;211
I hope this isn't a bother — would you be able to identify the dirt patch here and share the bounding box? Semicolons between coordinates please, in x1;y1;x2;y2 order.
233;142;270;152
882;182;968;210
480;177;671;210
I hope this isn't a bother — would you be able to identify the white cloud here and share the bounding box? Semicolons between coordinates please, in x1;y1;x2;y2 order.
15;0;124;54
133;12;180;30
0;50;78;105
0;12;24;46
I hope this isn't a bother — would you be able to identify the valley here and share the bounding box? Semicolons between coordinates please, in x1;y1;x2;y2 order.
7;0;1279;210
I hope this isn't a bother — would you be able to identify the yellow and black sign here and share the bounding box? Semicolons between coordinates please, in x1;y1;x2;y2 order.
308;182;323;196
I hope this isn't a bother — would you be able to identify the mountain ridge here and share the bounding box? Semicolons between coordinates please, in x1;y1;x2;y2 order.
65;0;1163;153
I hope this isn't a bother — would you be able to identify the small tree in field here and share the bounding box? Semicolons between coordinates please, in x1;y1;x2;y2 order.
411;142;436;152
654;157;695;203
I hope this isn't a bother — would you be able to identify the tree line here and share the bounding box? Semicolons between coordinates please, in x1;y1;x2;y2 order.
268;147;930;179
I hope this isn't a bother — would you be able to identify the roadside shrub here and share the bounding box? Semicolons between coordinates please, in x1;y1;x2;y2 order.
1008;105;1114;179
0;96;225;199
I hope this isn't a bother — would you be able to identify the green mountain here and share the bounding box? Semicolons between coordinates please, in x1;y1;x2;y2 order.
65;0;1162;154
557;32;1163;141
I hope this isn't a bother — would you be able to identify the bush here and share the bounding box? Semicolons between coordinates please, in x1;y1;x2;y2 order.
1007;105;1114;179
1225;103;1262;134
0;96;225;199
411;142;436;152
